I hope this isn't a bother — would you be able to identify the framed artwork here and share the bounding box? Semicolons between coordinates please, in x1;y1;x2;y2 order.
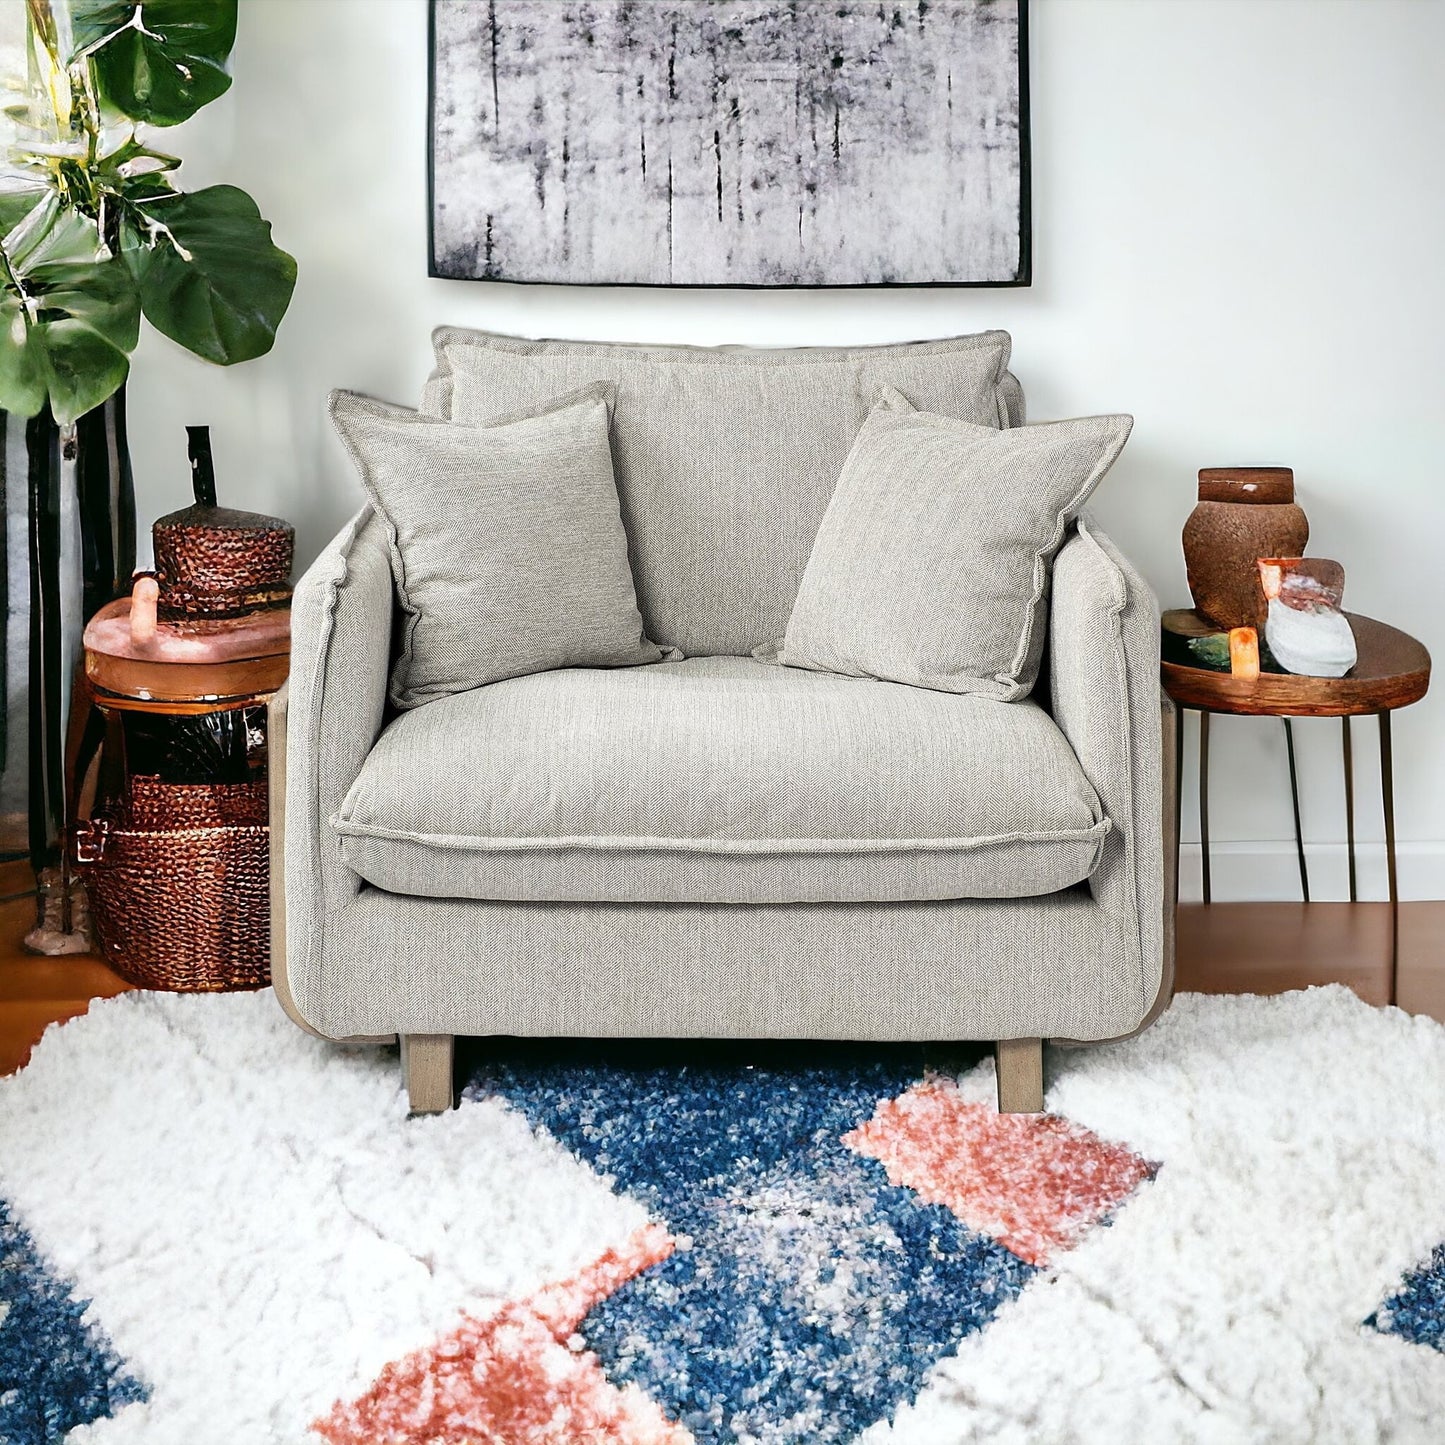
428;1;1030;287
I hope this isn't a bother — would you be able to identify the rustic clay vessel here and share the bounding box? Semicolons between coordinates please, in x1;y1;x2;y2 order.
1182;467;1308;630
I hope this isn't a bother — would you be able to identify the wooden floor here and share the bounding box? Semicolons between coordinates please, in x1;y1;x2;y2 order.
0;889;1441;1076
1176;900;1445;1018
0;877;130;1075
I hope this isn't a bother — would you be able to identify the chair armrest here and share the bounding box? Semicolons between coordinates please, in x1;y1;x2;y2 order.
1048;516;1172;1024
274;505;395;1030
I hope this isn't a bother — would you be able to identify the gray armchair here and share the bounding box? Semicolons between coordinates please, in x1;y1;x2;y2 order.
270;333;1174;1115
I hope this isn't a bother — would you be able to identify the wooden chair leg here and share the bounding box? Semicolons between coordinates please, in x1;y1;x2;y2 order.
995;1038;1044;1114
402;1034;454;1115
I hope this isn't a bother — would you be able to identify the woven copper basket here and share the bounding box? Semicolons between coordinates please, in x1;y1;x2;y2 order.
152;426;294;629
75;777;270;992
153;519;293;626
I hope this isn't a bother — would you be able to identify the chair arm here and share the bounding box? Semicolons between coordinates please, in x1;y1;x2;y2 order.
275;505;395;1030
1047;516;1172;1023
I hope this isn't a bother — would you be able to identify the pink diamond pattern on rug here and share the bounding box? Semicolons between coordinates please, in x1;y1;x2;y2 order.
843;1080;1156;1267
313;1224;690;1445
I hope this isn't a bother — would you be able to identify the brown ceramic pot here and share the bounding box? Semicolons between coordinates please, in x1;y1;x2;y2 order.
1182;467;1308;629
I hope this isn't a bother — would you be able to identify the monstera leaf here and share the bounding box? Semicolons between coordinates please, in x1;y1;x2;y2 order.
69;0;237;126
0;187;51;244
0;3;290;418
123;184;295;364
0;207;139;424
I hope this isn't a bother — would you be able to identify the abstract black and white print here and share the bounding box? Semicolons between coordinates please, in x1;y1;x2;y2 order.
429;1;1029;286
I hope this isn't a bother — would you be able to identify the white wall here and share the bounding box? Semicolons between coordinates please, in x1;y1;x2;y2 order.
124;0;1445;901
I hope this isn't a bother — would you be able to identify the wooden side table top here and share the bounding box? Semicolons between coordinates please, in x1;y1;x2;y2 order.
82;598;290;712
1161;610;1430;717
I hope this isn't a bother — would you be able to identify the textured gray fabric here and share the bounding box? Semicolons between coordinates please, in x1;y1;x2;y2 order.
422;328;1016;656
283;506;394;1003
298;886;1147;1044
419;365;1027;431
1047;517;1167;1025
998;368;1026;427
333;656;1107;905
329;385;660;709
277;502;1168;1050
776;390;1133;699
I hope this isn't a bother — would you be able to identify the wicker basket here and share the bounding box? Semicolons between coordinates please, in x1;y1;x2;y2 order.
152;425;294;629
75;776;270;992
153;519;293;626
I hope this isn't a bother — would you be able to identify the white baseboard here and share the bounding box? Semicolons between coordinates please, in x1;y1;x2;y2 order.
1175;841;1445;904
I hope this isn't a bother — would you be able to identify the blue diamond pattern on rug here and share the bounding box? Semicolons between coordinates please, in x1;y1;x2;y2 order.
1366;1242;1445;1353
473;1051;1036;1444
0;1198;147;1443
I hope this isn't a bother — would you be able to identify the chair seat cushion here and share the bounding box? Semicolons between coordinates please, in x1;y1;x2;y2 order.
333;657;1109;905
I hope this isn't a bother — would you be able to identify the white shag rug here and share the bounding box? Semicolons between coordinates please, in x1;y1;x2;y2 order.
0;984;1442;1444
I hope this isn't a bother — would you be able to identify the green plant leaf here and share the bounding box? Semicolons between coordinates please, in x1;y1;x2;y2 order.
96;132;182;179
125;183;294;364
72;0;237;126
0;187;52;246
117;171;174;203
8;199;104;270
65;0;130;56
0;299;49;415
0;251;138;423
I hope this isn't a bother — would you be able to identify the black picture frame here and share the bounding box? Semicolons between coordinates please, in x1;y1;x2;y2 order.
426;0;1031;290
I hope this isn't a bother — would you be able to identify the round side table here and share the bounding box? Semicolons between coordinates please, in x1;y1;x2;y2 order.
1161;610;1430;1004
72;598;291;803
65;599;291;988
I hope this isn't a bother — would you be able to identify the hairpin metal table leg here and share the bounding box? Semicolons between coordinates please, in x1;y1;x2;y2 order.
1283;717;1309;903
1342;716;1357;903
1174;703;1185;880
1199;710;1211;905
1379;710;1398;1006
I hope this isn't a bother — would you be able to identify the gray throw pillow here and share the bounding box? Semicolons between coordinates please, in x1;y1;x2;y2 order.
329;383;663;709
773;388;1133;699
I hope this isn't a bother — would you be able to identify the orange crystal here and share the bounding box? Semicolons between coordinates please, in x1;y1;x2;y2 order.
1229;626;1261;680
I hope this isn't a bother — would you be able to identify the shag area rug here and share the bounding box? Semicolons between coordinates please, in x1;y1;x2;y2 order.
0;985;1442;1444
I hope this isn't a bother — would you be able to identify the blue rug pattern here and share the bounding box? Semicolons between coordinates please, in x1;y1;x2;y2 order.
1367;1241;1445;1354
472;1050;1036;1444
0;1199;147;1444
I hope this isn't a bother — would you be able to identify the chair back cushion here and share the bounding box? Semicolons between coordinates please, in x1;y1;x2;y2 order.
421;328;1022;656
